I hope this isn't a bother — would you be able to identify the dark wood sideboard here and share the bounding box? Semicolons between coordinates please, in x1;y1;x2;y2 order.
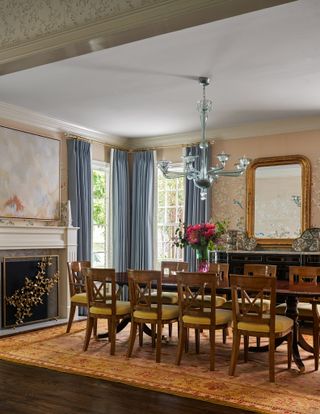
214;250;320;281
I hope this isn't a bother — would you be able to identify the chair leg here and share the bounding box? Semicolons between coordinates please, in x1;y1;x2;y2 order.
256;337;261;347
110;317;116;356
83;317;94;351
269;335;275;383
244;335;249;362
209;328;215;371
156;321;162;363
313;322;319;371
195;329;200;354
66;303;77;333
287;332;292;370
93;319;98;338
151;324;156;348
229;330;241;376
168;323;173;337
223;327;228;344
139;323;143;347
127;320;138;358
185;328;189;352
176;326;186;366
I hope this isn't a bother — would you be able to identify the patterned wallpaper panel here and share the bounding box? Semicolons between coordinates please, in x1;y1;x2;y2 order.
211;130;320;234
0;0;159;48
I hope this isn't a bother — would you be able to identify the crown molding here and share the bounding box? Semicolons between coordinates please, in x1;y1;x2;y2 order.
130;116;320;148
0;0;294;75
0;101;129;147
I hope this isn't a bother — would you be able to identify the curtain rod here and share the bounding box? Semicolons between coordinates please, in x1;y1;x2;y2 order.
65;133;214;152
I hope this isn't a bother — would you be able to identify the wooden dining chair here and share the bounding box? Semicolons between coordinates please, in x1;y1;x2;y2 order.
221;263;275;313
66;260;91;333
229;274;293;382
176;271;232;371
158;261;189;337
127;269;179;363
82;268;131;355
276;266;320;320
275;266;320;370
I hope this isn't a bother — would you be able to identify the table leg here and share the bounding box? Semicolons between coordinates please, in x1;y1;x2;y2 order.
97;317;130;339
286;295;305;372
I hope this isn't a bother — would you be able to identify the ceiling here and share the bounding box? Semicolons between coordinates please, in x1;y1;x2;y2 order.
0;0;319;141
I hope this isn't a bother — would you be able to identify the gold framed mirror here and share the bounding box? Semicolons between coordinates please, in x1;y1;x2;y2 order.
246;155;311;247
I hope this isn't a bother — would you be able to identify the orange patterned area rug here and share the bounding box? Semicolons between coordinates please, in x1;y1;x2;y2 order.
0;322;319;414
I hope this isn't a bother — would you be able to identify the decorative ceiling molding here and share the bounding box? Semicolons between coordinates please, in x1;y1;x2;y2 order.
0;0;295;75
2;100;319;149
0;101;129;147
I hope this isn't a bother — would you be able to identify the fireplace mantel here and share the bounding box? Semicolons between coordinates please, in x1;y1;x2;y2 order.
0;225;78;250
0;225;79;326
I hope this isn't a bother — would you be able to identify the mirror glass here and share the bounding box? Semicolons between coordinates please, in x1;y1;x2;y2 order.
246;155;311;246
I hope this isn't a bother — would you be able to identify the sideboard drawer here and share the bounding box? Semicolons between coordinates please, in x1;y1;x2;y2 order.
229;254;263;263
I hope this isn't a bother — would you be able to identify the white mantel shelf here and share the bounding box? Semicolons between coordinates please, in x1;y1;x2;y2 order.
0;225;78;250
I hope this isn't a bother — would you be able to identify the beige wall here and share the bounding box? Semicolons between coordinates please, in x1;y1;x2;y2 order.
211;129;320;230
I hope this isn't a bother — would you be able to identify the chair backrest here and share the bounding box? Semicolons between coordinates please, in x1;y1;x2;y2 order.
161;261;189;284
243;264;277;278
208;263;230;287
83;268;117;313
176;271;218;324
67;261;91;296
229;274;276;332
128;270;162;317
289;266;320;286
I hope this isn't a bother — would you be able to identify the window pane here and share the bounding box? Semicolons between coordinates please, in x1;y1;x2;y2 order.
167;191;176;207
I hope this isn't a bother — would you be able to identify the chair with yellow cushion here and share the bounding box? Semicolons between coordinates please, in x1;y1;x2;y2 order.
158;261;189;337
276;266;320;370
127;269;179;363
176;271;232;371
222;264;276;312
66;261;91;333
229;274;293;382
82;268;131;355
276;266;320;320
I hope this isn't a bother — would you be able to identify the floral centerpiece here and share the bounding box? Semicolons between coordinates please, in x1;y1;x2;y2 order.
174;220;227;272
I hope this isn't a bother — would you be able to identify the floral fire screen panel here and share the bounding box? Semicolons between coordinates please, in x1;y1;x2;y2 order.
0;126;60;220
2;256;59;328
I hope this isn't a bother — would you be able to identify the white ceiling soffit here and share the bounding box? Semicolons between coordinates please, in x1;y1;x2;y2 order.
1;0;320;144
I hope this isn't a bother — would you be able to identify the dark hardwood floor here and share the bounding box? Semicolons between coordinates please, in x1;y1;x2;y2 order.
0;360;254;414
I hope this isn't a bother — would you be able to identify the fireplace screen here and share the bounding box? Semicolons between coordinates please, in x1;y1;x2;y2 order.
2;256;59;328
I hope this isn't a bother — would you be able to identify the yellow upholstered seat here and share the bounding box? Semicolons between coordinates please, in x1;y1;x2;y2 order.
237;314;293;333
71;292;87;304
276;302;320;317
151;291;178;305
90;301;131;316
222;298;270;312
182;309;232;326
133;304;179;320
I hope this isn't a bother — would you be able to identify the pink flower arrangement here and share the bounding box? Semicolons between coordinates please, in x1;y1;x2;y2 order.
174;220;227;251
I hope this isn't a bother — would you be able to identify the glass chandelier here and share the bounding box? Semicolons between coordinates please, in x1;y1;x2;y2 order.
158;77;251;200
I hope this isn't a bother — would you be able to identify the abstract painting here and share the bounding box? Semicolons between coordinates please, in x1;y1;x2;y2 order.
0;126;60;220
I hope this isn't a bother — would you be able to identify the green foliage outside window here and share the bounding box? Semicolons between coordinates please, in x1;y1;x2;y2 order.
93;170;106;225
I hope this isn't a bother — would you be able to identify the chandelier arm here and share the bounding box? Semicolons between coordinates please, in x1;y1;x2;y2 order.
162;171;188;179
214;170;246;177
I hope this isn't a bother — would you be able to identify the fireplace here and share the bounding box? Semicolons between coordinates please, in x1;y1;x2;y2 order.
0;225;78;331
2;256;59;328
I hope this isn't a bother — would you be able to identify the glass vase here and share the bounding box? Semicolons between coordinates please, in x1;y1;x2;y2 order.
196;247;209;272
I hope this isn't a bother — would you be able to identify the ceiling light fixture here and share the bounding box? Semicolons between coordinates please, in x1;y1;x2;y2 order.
158;77;251;200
